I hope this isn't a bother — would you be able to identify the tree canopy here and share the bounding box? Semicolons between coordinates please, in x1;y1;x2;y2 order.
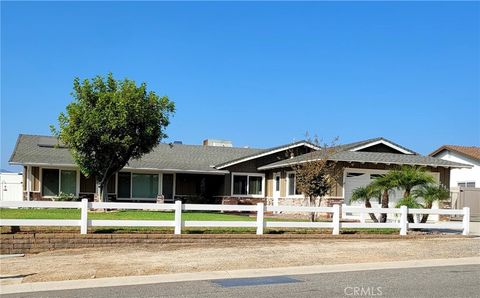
53;73;175;201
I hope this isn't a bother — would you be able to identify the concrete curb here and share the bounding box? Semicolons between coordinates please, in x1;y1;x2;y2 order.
1;257;479;294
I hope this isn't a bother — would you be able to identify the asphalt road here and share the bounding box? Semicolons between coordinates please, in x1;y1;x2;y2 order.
3;265;479;298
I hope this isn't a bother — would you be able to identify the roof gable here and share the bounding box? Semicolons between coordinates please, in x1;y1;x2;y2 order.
345;138;416;155
430;145;480;161
214;141;320;170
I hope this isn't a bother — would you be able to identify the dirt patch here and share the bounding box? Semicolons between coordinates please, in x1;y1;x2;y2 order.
0;237;478;284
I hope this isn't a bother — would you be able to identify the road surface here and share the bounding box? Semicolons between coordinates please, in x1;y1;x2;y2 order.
2;265;479;298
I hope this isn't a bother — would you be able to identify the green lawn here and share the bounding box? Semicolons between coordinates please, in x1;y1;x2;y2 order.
0;208;259;221
0;208;399;235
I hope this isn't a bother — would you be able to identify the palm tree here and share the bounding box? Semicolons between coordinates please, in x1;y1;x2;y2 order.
351;186;381;222
370;175;396;223
385;166;435;198
381;166;436;223
413;184;450;223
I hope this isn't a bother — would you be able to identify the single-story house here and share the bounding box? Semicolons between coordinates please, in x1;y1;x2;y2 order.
9;134;470;207
429;145;480;189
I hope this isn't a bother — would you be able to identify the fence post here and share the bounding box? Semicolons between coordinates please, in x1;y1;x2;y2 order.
174;200;182;235
341;203;346;219
332;204;340;235
80;199;88;235
256;203;264;235
360;209;366;224
399;205;408;236
462;207;470;236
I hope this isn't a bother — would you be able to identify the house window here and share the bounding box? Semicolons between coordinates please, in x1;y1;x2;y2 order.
232;173;264;196
42;169;59;196
248;176;263;195
42;169;77;197
275;175;280;192
132;173;159;199
118;172;159;199
118;172;131;198
287;172;301;196
233;175;248;195
458;182;476;188
60;170;77;195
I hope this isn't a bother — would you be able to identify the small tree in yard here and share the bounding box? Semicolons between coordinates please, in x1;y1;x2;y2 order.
413;184;450;223
52;73;175;202
291;136;340;222
351;185;382;222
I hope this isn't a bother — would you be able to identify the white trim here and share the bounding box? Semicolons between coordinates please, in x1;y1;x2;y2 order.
349;139;414;155
231;172;265;198
26;165;31;193
216;142;320;170
286;171;302;198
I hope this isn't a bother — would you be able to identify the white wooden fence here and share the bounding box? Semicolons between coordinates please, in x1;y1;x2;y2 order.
0;200;470;235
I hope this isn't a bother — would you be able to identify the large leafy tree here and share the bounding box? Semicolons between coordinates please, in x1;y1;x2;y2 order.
53;73;175;202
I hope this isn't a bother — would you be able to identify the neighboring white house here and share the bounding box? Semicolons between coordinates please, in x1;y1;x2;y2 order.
0;172;23;201
430;145;480;188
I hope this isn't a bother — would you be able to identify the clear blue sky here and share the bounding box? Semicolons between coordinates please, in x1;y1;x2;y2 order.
1;1;479;171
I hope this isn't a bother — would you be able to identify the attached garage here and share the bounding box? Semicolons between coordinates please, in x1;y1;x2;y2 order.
342;168;440;207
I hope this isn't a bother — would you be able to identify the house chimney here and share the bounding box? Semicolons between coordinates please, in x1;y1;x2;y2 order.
203;139;233;147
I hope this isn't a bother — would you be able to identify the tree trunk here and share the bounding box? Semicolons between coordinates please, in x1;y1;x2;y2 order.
404;189;415;223
96;181;109;203
365;199;378;222
379;190;389;223
420;202;433;223
309;196;316;222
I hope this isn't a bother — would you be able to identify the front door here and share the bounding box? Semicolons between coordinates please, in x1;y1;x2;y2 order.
273;172;281;207
162;174;174;202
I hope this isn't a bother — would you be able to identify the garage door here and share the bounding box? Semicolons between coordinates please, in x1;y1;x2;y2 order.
343;170;440;207
344;172;372;205
344;170;405;207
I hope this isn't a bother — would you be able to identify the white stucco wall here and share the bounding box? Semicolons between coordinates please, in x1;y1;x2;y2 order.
435;151;480;188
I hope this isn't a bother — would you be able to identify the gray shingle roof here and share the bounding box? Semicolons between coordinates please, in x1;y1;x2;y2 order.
9;135;263;173
258;150;471;170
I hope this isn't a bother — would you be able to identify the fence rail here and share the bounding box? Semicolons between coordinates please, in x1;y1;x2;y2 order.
0;200;470;235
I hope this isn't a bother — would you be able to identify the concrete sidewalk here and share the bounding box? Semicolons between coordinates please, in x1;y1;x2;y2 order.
1;257;479;295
